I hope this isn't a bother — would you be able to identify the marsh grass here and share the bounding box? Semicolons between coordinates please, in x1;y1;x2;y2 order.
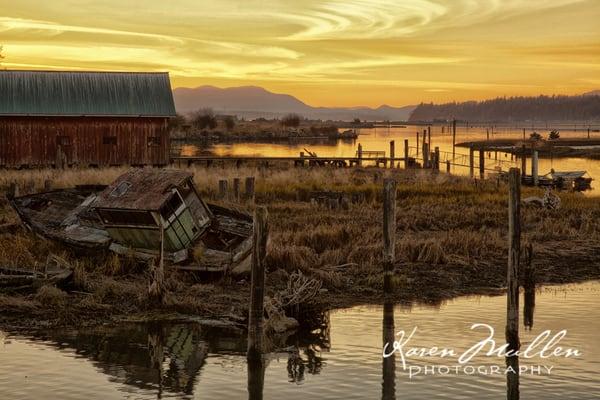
1;165;599;327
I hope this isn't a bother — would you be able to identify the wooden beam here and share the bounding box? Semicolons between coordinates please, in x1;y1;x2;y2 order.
506;168;521;353
383;179;396;294
248;206;269;358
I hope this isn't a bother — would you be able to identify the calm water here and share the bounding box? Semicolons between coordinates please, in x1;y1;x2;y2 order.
1;281;599;399
173;124;600;194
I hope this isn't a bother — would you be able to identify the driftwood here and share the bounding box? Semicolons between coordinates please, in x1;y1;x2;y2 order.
264;270;321;333
0;254;73;291
523;187;561;210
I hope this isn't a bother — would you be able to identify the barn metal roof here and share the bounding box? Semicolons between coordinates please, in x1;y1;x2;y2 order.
93;169;194;211
0;70;176;117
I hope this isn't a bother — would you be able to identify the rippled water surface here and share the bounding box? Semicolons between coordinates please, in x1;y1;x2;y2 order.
1;281;599;399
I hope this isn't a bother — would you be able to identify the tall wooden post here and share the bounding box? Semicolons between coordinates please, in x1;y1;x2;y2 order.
7;182;19;199
416;132;419;156
245;177;255;203
446;160;451;174
532;150;539;186
233;178;241;201
521;146;526;179
506;168;521;353
149;219;165;304
427;126;431;148
389;140;395;168
522;128;526;140
219;179;228;199
248;207;269;358
383;179;396;294
422;143;429;169
479;148;485;179
357;143;363;166
434;146;440;171
469;146;474;178
404;139;409;169
452;119;456;159
523;243;535;330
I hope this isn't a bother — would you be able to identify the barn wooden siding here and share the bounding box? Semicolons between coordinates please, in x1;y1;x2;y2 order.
0;116;170;167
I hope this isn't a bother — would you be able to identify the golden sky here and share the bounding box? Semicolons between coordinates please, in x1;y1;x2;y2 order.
1;0;599;107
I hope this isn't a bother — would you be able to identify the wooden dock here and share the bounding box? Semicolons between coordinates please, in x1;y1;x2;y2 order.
171;155;394;168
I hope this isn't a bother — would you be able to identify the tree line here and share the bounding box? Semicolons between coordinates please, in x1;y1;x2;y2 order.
408;94;600;122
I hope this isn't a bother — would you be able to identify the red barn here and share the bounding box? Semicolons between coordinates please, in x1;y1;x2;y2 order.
0;71;176;168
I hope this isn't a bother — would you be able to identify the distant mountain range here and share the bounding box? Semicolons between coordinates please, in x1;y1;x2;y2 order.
172;85;416;121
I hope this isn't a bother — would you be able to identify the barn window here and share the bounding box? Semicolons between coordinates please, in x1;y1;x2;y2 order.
103;136;117;145
148;137;161;147
56;135;71;146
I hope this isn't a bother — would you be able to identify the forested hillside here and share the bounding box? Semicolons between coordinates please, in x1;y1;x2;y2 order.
408;94;600;122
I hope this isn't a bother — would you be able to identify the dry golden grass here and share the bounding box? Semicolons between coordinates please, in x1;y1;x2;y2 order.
1;165;600;327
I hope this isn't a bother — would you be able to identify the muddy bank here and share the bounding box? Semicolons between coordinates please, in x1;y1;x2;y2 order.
1;166;600;330
457;138;600;158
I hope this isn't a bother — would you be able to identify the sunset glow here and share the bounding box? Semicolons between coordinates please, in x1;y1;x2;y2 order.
1;0;599;106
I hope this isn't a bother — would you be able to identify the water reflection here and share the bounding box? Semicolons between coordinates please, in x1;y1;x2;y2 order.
524;288;536;330
1;282;598;399
506;355;520;400
382;301;396;400
247;355;265;400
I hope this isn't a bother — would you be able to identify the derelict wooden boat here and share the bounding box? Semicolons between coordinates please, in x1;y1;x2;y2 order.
9;169;253;273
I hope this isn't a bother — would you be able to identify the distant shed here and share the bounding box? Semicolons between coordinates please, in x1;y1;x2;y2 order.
0;70;176;167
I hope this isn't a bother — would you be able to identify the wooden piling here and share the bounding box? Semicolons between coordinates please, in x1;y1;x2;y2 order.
522;128;526;140
245;177;255;203
357;143;363;166
434;146;440;171
383;179;396;294
446;160;451;174
452;119;456;159
506;168;521;353
233;178;241;201
479;148;485;179
523;243;535;329
521;145;526;178
422;143;429;169
7;182;19;199
248;207;269;358
469;146;474;178
532;150;539;186
404;139;409;169
218;179;228;199
427;126;431;147
416;132;420;156
389;140;395;168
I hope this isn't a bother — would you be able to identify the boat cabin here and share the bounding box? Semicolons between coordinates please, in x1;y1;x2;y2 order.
92;169;212;253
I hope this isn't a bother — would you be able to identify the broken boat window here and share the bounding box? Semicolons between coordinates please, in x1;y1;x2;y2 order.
160;192;184;219
110;181;132;197
97;209;156;226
